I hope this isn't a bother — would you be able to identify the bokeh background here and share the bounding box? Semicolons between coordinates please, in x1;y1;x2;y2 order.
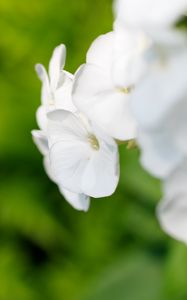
0;0;187;299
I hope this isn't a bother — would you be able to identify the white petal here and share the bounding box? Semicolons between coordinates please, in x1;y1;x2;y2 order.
136;87;187;179
54;73;76;112
44;155;90;211
167;97;187;155
158;163;187;243
81;135;119;197
113;23;151;87
32;130;48;156
49;140;91;193
86;32;114;71
59;187;90;211
43;155;57;183
35;63;48;83
148;29;187;47
158;195;187;243
36;106;48;132
138;129;183;178
47;110;90;146
156;161;187;243
48;110;92;193
43;155;90;211
132;50;187;129
49;44;66;92
114;0;187;29
73;64;136;140
163;162;187;197
35;64;51;105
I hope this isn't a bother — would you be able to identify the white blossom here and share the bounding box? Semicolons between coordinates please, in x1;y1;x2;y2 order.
31;0;187;231
72;32;137;141
47;110;119;198
158;161;187;243
114;0;187;31
35;44;75;112
113;21;152;88
131;31;187;178
35;44;76;133
32;45;90;211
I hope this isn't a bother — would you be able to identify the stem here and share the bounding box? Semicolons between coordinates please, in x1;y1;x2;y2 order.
116;139;138;149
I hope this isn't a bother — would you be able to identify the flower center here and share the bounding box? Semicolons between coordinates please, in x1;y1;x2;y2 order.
87;134;100;151
117;86;134;94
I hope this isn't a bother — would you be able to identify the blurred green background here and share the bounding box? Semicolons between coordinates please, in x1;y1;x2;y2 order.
0;0;187;299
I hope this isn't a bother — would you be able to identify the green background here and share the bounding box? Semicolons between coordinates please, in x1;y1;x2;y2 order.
0;0;187;299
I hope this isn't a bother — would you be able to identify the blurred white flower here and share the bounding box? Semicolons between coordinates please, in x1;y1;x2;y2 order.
114;0;187;31
131;32;187;178
72;32;137;141
113;21;152;88
158;161;187;243
47;110;119;198
136;125;186;180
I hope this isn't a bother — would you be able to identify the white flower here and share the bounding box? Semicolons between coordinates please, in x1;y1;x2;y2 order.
72;32;137;141
131;32;187;178
47;110;119;198
35;44;76;115
158;161;187;243
113;21;152;88
32;44;90;211
114;0;187;31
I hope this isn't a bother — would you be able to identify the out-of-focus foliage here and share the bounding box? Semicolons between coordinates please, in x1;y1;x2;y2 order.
0;0;187;299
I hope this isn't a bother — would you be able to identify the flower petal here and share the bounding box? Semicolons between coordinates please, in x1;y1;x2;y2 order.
86;32;114;71
47;110;90;146
49;44;66;91
59;186;90;211
158;163;187;243
81;136;119;197
32;130;48;156
44;155;90;211
43;155;57;182
35;64;50;105
114;0;187;30
158;195;187;243
113;23;151;87
132;50;187;129
49;140;91;193
54;72;76;112
36;106;48;132
48;110;92;193
138;129;183;178
73;64;136;140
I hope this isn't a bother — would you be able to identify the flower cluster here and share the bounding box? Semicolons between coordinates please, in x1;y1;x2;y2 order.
114;0;187;243
32;44;120;212
32;0;187;242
